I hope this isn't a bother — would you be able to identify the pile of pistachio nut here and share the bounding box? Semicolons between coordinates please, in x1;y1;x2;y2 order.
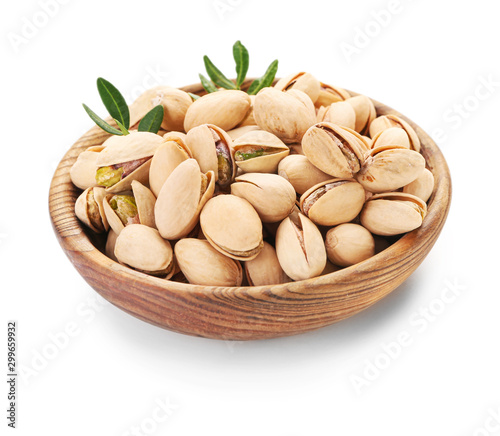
70;72;434;286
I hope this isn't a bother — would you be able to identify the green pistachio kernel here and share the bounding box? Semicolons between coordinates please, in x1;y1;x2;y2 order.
217;153;232;187
109;195;138;226
95;166;124;187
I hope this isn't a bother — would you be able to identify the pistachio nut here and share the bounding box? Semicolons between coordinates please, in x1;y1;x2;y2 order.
231;173;296;223
340;126;372;152
278;154;331;195
315;82;351;108
129;86;192;131
70;146;105;190
103;194;139;235
226;125;262;141
105;229;119;262
155;158;215;240
371;126;410;149
325;223;375;267
253;87;316;144
360;192;427;236
95;131;164;193
183;90;251;132
200;194;263;261
345;95;376;135
300;178;365;226
149;138;191;197
356;145;425;193
244;241;289;286
274;72;321;104
369;114;421;152
114;224;174;278
238;95;257;126
402;167;434;202
318;101;356;131
302;122;366;178
185;124;235;188
75;186;109;233
174;238;243;286
232;130;289;173
275;212;326;281
131;180;157;229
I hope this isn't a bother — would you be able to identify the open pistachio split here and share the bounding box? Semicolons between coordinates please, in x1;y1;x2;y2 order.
369;114;421;152
75;186;108;233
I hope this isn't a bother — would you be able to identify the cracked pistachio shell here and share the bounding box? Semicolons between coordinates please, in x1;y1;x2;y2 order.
369;114;421;152
232;130;289;173
185;124;235;187
325;223;375;267
129;86;192;131
231;173;296;223
227;125;262;141
155;158;215;240
105;229;119;262
356;145;426;193
131;180;156;229
275;212;326;281
75;186;109;233
174;238;243;286
254;87;316;144
114;224;174;278
345;95;376;135
302;122;366;178
318;101;356;131
278;154;331;195
274;72;321;103
371;127;410;149
149;138;191;197
200;194;263;261
403;168;434;202
315;82;351;108
360;192;427;236
244;241;289;286
96;132;164;193
70;146;105;190
183;90;251;132
300;179;365;226
238;95;257;127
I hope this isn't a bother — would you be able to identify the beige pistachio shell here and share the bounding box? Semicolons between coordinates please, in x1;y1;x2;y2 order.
200;194;263;261
105;229;119;262
131;180;156;229
244;241;289;286
403;168;434;202
232;130;289;173
75;186;109;233
174;238;242;286
356;145;426;193
371;127;410;149
114;224;174;278
70;146;105;190
274;72;321;103
302;122;366;178
360;192;427;236
300;179;365;226
369;114;421;152
325;223;375;267
238;95;257;126
345;95;376;134
275;212;326;281
319;101;356;130
341;126;372;152
231;173;296;223
155;159;215;240
149;140;190;197
185;124;235;187
315;82;351;108
226;125;262;140
183;90;251;132
129;86;192;131
253;87;316;144
278;154;332;195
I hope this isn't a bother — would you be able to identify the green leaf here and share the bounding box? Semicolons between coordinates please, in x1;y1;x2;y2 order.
203;55;237;90
199;73;218;93
138;105;164;133
188;92;200;101
97;77;130;129
115;119;130;135
233;40;249;88
82;104;123;135
248;60;279;95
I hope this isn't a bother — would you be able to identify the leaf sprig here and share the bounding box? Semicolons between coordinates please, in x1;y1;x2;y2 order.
200;41;278;95
83;78;164;135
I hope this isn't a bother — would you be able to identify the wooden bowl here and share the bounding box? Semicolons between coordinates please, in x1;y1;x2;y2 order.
49;80;452;340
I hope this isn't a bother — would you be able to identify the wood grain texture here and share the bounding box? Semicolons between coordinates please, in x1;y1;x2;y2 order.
48;80;452;340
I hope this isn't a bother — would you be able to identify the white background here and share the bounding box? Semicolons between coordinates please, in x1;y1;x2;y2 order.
2;0;500;434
